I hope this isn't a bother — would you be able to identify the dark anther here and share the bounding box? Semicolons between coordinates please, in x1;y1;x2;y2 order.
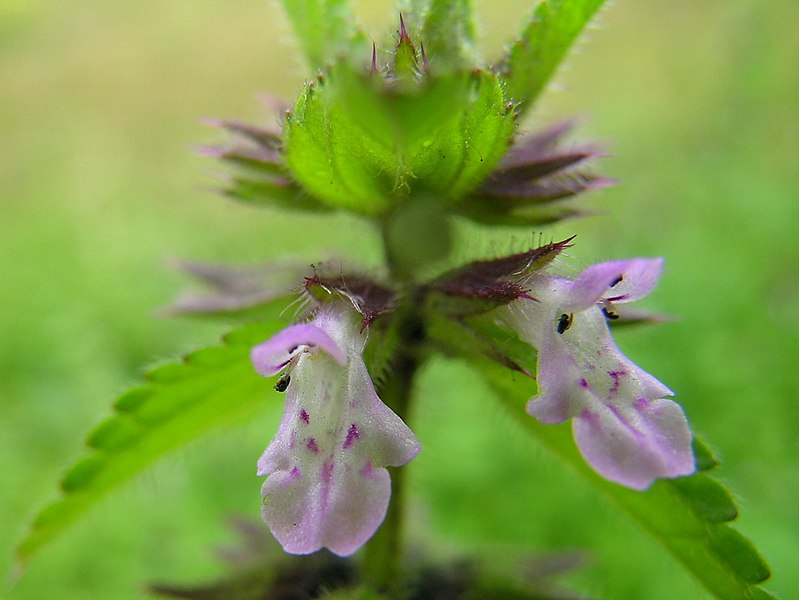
610;274;623;288
274;374;291;393
602;306;620;320
557;313;574;334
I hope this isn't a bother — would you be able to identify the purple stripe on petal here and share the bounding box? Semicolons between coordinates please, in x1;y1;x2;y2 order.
574;398;694;490
343;423;360;449
360;461;376;479
322;461;334;483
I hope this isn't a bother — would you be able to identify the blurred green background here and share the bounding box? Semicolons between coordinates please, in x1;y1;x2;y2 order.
2;0;797;598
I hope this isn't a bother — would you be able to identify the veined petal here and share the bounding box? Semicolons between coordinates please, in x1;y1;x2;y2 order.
260;453;392;556
346;358;422;467
561;307;674;402
573;396;694;490
526;319;588;423
254;304;420;556
251;323;346;376
509;257;694;490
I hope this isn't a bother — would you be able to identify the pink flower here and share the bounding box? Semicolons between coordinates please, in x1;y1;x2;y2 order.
251;303;420;555
507;258;694;490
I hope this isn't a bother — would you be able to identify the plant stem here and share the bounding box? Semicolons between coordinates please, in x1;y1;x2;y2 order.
361;291;425;591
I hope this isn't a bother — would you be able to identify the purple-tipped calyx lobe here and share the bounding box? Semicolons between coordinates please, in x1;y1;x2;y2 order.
251;303;420;556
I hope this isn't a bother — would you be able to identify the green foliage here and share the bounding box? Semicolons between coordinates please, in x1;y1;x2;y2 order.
278;0;365;70
426;314;776;600
236;0;606;222
10;1;785;597
421;0;477;70
16;319;288;566
501;0;606;117
323;588;389;600
283;65;515;216
283;70;394;215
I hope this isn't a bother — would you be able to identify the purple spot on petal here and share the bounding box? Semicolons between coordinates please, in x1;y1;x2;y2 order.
289;466;301;480
608;370;626;394
306;437;319;454
635;397;650;410
579;378;589;389
299;409;310;424
580;409;600;428
360;461;376;479
322;461;334;483
343;423;360;449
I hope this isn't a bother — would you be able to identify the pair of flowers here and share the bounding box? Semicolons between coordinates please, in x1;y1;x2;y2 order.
251;257;695;556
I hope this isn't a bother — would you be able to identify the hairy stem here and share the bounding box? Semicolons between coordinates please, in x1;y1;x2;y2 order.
361;291;425;590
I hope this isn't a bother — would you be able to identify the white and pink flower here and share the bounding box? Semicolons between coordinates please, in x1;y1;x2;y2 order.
251;303;420;555
506;258;695;490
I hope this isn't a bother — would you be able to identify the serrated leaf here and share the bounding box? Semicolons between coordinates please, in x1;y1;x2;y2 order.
500;0;606;117
421;0;476;70
16;317;289;566
427;314;776;600
278;0;365;70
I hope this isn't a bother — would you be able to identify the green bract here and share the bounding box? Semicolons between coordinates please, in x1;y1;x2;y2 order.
220;0;612;230
283;58;515;216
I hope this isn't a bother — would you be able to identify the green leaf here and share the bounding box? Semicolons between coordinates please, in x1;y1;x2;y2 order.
283;75;394;215
283;66;515;215
16;318;288;566
500;0;606;116
278;0;365;70
421;0;477;70
427;314;776;600
322;588;388;600
406;69;516;199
